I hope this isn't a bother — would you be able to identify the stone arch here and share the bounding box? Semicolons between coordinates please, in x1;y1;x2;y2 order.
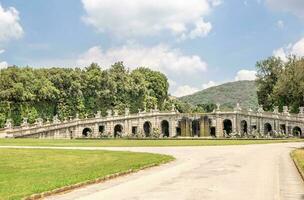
264;123;272;135
161;120;170;137
192;119;200;137
143;121;152;137
114;124;123;137
240;120;248;135
82;127;92;137
280;124;286;134
209;118;216;137
176;120;182;136
292;126;302;137
223;119;233;135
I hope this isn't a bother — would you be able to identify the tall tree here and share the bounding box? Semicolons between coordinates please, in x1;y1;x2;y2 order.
256;57;284;110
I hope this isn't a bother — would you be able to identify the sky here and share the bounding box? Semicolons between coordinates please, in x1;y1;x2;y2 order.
0;0;303;97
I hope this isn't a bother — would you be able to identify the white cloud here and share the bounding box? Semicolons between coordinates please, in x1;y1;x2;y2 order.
172;85;199;97
0;49;4;54
234;70;257;81
276;20;284;29
0;4;23;43
266;0;304;18
291;38;304;56
168;79;177;87
81;0;220;40
273;47;288;62
273;37;304;61
77;44;207;74
202;81;218;89
0;61;8;69
210;0;222;6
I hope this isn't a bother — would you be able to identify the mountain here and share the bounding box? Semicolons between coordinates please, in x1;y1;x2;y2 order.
179;80;258;110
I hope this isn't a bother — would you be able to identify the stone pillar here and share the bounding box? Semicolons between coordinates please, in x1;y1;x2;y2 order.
286;121;290;135
216;115;223;137
94;123;99;138
248;116;252;134
233;115;237;133
170;119;176;137
200;116;210;137
200;117;205;137
180;118;191;137
259;118;263;134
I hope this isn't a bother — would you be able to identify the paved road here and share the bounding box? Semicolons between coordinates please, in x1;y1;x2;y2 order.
2;143;304;200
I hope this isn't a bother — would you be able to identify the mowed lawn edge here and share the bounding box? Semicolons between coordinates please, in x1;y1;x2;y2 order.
0;138;303;147
291;149;304;181
0;148;174;200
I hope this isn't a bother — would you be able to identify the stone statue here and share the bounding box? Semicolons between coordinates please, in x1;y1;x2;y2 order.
95;111;101;118
283;106;289;115
114;110;118;116
171;104;176;112
299;107;304;117
300;107;304;113
53;115;60;124
107;109;112;117
22;118;29;127
216;103;221;111
125;108;130;116
4;119;12;129
273;106;279;114
35;118;43;126
234;103;242;111
154;104;159;112
258;105;264;113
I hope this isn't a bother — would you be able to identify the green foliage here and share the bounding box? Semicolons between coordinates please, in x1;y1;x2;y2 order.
0;62;169;127
256;56;284;110
256;56;304;112
192;103;216;113
179;81;258;110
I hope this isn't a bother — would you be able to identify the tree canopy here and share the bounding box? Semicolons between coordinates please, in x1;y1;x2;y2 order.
256;56;304;113
0;62;169;127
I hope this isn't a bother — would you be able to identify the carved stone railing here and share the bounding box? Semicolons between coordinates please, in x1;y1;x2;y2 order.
1;110;179;137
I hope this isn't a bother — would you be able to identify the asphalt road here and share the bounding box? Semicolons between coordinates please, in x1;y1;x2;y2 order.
2;143;304;200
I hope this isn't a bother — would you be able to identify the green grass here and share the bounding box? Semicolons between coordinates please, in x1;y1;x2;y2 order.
0;148;173;200
291;149;304;179
0;138;303;147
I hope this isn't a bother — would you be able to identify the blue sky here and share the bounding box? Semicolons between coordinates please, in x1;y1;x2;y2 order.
0;0;303;96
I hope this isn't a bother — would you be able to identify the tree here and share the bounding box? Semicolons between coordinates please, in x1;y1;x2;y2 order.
132;67;169;109
256;56;304;113
0;63;170;127
256;57;284;110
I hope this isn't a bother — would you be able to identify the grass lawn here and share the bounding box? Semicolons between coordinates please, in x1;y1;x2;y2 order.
291;148;304;179
0;148;173;200
0;138;303;147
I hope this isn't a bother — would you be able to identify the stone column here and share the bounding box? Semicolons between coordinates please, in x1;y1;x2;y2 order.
169;119;176;137
216;115;223;137
200;116;210;137
286;121;290;135
233;115;237;133
259;118;263;134
94;123;99;138
180;118;191;137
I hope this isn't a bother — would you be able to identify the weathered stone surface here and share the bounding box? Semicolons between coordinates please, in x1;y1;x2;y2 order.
1;107;303;139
